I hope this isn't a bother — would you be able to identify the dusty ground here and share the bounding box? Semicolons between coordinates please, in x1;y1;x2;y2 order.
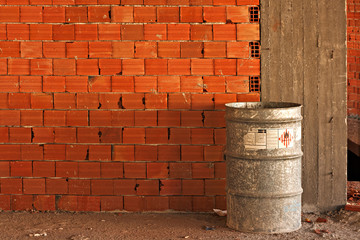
0;209;359;240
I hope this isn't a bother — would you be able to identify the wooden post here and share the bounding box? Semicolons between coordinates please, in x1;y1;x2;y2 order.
261;0;347;212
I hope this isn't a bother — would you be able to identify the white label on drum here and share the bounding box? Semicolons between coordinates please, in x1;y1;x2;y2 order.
244;128;294;150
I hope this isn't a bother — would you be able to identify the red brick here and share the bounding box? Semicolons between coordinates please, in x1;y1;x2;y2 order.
135;145;157;161
146;128;168;144
180;111;203;127
237;92;260;102
111;76;134;93
134;42;157;58
89;111;111;126
9;128;31;143
76;0;97;4
227;6;249;23
53;25;74;40
0;6;19;22
112;6;133;23
147;162;169;178
0;93;7;109
8;59;30;75
88;6;111;22
124;196;145;212
181;42;203;58
0;59;6;74
54;128;76;143
101;196;123;211
88;76;111;92
89;42;112;58
167;24;190;40
145;196;169;211
0;195;10;211
46;179;68;195
0;178;22;194
122;93;145;109
121;25;144;40
7;24;29;40
65;6;87;23
203;7;226;22
68;179;91;195
134;7;156;23
169;162;191;178
43;42;65;58
193;196;214;212
237;23;260;40
53;59;76;76
33;161;55;177
181;76;203;92
54;93;76;109
43;76;66;92
23;178;45;194
168;93;191;110
145;93;167;109
204;42;226;58
30;59;52;76
66;42;88;58
112;145;134;161
101;162;123;178
203;76;226;93
100;127;122;143
157;76;180;93
214;0;236;4
31;93;53;109
123;128;145;144
191;128;213;144
214;128;226;144
19;76;42;92
191;94;214;110
191;25;213;40
226;76;249;92
205;179;226;195
214;59;237;75
20;42;42;58
158;145;180;162
112;111;134;126
112;42;134;58
160;179;181;195
158;42;180;58
0;161;9;176
122;0;141;4
204;111;226;127
77;59;99;76
34;195;56;211
157;7;179;23
134;76;157;93
77;93;100;109
0;24;5;40
114;179;136;195
79;162;101;178
20;139;44;159
180;7;203;22
78;196;101;211
192;163;214;178
99;24;121;40
11;161;32;177
144;24;167;40
190;0;212;4
122;59;145;75
214;161;226;178
124;162;146;178
144;0;166;4
30;24;52;40
77;127;100;143
0;42;20;58
158;111;180;126
43;6;65;23
75;24;97;40
8;93;31;109
167;0;189;4
57;196;77;212
66;144;88;160
134;111;156;126
32;127;54;143
136;180;159;195
214;93;237;109
182;180;204;195
99;59;122;75
181;145;204;161
213;24;237;40
44;144;66;160
44;110;66;126
66;111;88;126
0;110;20;126
169;196;192;211
11;195;33;211
89;145;111;161
168;59;191;75
237;59;260;75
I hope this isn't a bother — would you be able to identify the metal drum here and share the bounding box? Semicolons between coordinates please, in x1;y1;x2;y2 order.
225;102;303;233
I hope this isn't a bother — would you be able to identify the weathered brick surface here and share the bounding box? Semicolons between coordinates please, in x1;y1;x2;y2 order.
0;1;260;212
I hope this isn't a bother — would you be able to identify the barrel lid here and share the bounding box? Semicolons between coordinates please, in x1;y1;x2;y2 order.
225;102;302;110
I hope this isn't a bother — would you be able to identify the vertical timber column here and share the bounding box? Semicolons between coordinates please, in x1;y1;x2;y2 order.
261;0;347;212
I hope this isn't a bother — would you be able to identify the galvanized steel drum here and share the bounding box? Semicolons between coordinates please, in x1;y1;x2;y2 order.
225;102;303;233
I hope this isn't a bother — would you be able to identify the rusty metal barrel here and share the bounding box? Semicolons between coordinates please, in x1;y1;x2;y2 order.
225;102;303;233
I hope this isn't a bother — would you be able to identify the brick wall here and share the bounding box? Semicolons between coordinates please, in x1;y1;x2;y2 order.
348;0;360;117
0;0;260;212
